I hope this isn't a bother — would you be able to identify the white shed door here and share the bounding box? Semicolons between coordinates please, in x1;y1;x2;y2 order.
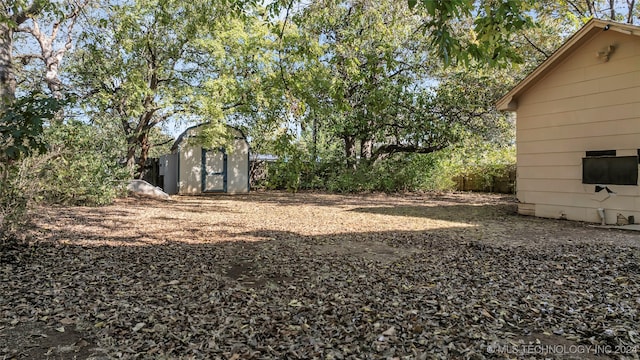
202;148;227;192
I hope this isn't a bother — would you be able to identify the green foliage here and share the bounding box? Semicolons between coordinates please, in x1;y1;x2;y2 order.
408;0;640;66
0;162;31;238
0;93;61;163
0;1;61;25
261;129;308;192
147;127;175;159
263;158;307;192
282;0;437;163
2;114;129;241
0;93;63;239
267;0;640;67
257;138;516;194
409;0;536;66
1;86;129;242
35;121;130;205
422;140;516;191
321;156;428;193
261;155;426;193
190;123;237;154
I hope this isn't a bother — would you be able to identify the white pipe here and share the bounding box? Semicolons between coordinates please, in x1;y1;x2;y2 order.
597;208;606;226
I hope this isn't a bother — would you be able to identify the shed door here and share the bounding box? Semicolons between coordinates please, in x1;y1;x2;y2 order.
202;148;227;192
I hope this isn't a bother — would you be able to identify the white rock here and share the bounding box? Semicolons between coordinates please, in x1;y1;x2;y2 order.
127;180;170;200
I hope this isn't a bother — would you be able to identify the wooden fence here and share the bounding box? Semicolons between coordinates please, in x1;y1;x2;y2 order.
453;167;516;194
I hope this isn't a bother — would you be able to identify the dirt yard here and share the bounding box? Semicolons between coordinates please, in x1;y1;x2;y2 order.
1;192;639;359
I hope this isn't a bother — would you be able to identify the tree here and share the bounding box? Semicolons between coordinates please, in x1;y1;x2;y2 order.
407;0;640;66
1;0;88;105
0;0;87;235
277;0;513;169
15;0;89;100
71;0;262;176
262;0;538;67
407;0;537;66
565;0;639;23
0;92;63;236
0;1;46;105
286;0;426;166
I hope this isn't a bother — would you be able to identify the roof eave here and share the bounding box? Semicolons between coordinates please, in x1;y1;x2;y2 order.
496;19;640;112
496;96;516;111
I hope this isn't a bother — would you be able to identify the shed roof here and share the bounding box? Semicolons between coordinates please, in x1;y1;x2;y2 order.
171;123;247;152
497;19;640;111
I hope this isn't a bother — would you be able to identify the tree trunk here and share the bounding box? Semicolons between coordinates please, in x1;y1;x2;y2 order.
125;138;138;175
44;52;64;100
344;135;357;169
609;0;616;20
311;115;318;162
626;0;635;23
137;132;151;179
0;24;16;107
360;138;373;161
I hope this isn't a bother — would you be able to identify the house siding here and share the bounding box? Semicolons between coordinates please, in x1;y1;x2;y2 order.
515;30;640;224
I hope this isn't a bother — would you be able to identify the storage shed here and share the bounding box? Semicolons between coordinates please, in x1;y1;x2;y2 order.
159;124;250;195
497;19;640;224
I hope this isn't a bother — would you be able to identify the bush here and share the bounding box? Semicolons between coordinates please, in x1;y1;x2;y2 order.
257;154;433;193
0;93;62;240
257;139;516;194
0;163;31;237
2;114;130;242
35;121;130;205
423;141;516;191
323;156;428;193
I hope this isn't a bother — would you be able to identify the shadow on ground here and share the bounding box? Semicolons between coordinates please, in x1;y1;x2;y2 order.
2;192;639;359
348;204;513;222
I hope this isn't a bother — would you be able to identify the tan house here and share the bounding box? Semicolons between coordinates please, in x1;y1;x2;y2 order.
497;19;640;224
159;124;250;195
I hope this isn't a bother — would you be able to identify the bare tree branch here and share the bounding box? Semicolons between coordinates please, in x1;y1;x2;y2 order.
565;0;586;15
16;0;89;100
626;0;636;23
522;34;549;58
14;1;45;25
609;0;616;20
371;143;447;161
585;0;596;17
15;53;44;62
153;138;174;147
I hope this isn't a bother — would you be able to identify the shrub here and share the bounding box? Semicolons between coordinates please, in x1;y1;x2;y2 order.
35;121;130;205
258;140;516;194
423;141;516;191
0;93;62;240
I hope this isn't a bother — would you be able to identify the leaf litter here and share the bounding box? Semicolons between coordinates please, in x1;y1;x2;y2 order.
1;191;639;359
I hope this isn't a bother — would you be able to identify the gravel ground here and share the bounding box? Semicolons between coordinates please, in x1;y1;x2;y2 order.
1;191;639;359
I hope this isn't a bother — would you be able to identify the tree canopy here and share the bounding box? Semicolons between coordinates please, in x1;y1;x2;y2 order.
2;0;640;200
405;0;640;66
71;0;275;175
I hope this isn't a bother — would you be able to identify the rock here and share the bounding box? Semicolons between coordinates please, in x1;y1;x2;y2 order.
127;180;170;200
